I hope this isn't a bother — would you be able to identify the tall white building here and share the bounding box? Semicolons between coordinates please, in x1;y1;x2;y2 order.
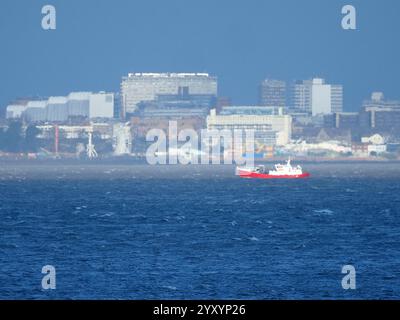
292;78;343;116
120;73;218;116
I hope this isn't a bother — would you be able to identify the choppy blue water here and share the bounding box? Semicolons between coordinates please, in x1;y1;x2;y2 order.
0;162;399;299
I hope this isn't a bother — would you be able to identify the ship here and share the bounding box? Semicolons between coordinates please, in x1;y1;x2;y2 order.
236;158;310;179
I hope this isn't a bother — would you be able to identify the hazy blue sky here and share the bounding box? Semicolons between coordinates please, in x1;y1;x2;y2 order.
0;0;399;111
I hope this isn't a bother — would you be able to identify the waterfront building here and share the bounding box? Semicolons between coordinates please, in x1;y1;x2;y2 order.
24;101;47;122
68;92;91;118
361;134;385;145
47;96;69;122
89;92;114;119
206;107;292;146
6;92;114;123
6;104;28;119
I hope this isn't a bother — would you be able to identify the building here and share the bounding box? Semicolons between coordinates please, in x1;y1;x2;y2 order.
368;144;387;155
362;92;400;111
47;97;69;122
206;107;292;146
6;104;28;119
137;90;216;119
24;101;47;122
331;85;344;114
120;73;218;116
295;127;351;145
361;134;385;145
219;106;284;116
6;92;114;123
131;117;205;139
259;79;286;107
292;80;312;112
68;92;91;118
360;92;400;135
291;78;343;115
215;97;231;113
324;112;359;129
373;110;400;132
89;92;114;119
351;143;369;156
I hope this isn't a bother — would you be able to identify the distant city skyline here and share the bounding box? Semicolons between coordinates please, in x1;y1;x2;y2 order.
1;0;400;113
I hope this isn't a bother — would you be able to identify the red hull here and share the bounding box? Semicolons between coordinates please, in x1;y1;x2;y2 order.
238;171;310;179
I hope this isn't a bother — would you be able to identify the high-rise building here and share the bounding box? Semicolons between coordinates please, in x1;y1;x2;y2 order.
120;73;218;116
331;85;344;114
259;79;286;107
291;78;343;116
291;79;312;112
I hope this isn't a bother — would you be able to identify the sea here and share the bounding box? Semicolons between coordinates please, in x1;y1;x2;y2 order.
0;162;399;300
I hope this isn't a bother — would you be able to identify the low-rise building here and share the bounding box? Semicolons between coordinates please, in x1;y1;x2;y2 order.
6;105;28;119
206;107;292;146
361;134;385;145
6;92;114;123
351;143;369;157
368;144;387;155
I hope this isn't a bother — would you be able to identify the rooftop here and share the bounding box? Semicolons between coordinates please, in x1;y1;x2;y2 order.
126;72;213;78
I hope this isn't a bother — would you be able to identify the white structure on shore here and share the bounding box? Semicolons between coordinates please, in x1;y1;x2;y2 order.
206;107;292;146
283;141;352;154
86;131;98;159
6;105;29;119
113;123;132;155
6;92;114;122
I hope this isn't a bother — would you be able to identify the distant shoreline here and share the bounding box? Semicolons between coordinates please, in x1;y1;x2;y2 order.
0;157;399;166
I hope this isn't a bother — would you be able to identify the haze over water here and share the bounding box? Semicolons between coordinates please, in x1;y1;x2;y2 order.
0;162;399;299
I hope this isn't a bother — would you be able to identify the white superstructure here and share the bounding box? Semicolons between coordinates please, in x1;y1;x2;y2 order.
268;159;303;176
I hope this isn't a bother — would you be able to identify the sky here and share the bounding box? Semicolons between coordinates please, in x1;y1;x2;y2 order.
0;0;399;111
